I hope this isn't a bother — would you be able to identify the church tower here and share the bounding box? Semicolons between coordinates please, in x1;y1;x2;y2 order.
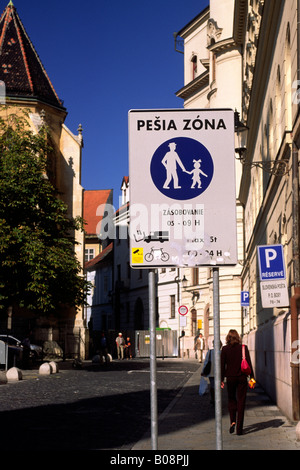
0;1;64;109
0;1;87;356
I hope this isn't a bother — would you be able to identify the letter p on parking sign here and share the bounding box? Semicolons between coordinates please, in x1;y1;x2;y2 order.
257;245;286;281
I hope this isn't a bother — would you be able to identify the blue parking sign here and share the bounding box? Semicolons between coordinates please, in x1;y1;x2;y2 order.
257;245;286;281
241;291;249;307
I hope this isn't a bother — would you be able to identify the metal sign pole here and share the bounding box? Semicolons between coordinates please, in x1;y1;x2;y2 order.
213;267;223;450
149;269;158;450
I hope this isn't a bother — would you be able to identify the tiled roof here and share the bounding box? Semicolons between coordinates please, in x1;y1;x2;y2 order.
0;1;63;108
83;189;113;236
85;242;113;270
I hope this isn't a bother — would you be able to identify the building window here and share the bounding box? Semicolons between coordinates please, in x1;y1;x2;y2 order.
85;248;95;262
191;55;197;80
191;308;197;336
170;295;176;318
212;52;216;82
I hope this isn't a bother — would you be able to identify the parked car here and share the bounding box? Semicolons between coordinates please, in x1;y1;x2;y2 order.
0;335;43;360
0;336;23;367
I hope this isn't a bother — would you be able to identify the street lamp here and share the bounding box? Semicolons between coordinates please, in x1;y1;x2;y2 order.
234;110;289;176
175;274;188;301
175;274;188;287
234;111;248;161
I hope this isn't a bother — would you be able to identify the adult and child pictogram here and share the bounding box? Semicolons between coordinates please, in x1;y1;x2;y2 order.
150;137;214;200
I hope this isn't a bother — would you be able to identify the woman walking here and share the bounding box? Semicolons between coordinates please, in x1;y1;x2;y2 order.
221;329;254;435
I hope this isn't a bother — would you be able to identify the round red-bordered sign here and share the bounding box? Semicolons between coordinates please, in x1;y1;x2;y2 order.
178;305;188;316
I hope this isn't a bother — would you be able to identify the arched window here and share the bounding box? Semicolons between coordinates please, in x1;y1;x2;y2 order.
191;55;197;80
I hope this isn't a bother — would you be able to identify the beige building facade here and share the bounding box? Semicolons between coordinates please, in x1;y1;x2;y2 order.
175;0;300;423
175;1;244;352
237;0;300;422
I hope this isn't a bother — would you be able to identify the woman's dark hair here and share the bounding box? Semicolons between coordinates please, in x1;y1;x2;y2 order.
225;329;241;345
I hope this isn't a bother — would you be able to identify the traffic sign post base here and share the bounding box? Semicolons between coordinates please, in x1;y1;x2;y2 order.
213;267;223;450
149;269;158;450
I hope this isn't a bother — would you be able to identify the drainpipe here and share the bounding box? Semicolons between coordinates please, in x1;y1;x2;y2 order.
290;141;300;422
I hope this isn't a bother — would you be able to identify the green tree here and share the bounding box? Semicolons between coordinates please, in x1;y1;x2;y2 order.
0;109;90;316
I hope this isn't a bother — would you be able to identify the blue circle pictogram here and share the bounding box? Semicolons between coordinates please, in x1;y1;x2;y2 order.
150;137;214;200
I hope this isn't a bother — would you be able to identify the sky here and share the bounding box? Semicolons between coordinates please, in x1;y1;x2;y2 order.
5;0;209;207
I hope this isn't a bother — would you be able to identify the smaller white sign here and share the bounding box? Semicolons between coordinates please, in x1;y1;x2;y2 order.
260;279;289;308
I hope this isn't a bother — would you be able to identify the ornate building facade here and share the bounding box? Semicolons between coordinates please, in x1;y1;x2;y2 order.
237;0;300;422
176;0;300;422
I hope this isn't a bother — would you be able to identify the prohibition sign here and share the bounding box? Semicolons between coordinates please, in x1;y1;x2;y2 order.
178;305;188;316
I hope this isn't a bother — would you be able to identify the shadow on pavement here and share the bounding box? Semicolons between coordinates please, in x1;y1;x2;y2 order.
243;418;285;435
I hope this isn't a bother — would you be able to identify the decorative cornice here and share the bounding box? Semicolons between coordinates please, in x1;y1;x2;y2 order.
207;18;223;46
233;0;249;45
207;37;238;53
175;71;209;100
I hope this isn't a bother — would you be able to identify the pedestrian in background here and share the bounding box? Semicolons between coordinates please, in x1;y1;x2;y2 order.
194;333;205;362
115;332;125;360
201;339;222;404
221;329;254;435
100;331;109;363
125;336;133;359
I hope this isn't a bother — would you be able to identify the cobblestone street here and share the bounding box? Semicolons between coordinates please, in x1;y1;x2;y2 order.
0;359;199;451
1;358;299;452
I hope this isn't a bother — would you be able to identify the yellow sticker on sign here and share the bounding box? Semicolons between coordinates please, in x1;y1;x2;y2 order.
132;247;143;264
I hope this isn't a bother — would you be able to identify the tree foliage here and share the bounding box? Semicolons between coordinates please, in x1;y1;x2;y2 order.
0;109;90;315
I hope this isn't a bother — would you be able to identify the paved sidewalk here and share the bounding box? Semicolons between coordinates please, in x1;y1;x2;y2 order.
132;364;300;451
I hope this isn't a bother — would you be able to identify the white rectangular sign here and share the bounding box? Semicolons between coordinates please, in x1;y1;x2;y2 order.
260;279;289;308
128;109;237;268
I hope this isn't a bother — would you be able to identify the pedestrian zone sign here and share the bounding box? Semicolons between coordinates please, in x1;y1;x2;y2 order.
128;109;237;268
